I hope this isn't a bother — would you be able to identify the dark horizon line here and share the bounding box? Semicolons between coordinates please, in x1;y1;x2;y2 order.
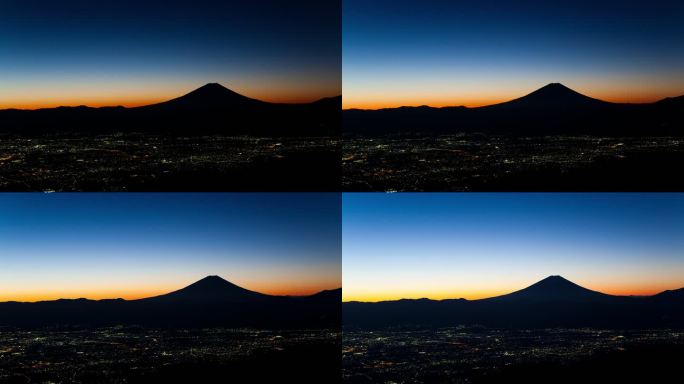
343;82;684;111
0;82;342;112
1;275;342;304
344;275;684;303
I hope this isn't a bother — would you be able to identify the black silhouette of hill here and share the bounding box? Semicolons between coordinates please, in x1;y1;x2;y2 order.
0;276;341;329
303;288;343;304
344;83;684;136
0;83;341;136
343;275;684;329
653;287;684;300
486;83;608;110
146;83;267;111
485;275;610;302
309;287;343;298
140;275;269;303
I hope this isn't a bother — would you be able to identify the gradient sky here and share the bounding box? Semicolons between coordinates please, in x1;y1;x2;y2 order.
0;0;340;109
0;193;341;302
343;0;684;109
343;193;684;302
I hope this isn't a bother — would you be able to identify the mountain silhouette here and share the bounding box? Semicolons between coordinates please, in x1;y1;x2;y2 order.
0;275;341;329
486;275;610;302
487;83;608;110
343;275;684;329
653;287;684;300
142;275;269;303
145;83;267;111
344;83;684;136
0;83;341;136
303;288;343;303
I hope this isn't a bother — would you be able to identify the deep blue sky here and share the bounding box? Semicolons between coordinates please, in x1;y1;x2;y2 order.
0;193;341;301
343;193;684;301
1;0;341;108
343;0;684;108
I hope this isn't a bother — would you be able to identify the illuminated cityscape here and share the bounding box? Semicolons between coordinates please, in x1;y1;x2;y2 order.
343;135;683;191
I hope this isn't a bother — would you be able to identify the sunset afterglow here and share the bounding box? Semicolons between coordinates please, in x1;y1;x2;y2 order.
0;0;340;110
0;193;341;302
343;0;684;109
343;193;684;302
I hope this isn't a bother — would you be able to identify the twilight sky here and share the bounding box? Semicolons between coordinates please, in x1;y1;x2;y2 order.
0;0;341;109
343;193;684;302
343;0;684;109
0;193;341;302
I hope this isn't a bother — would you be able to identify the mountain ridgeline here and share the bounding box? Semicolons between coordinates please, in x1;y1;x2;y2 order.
344;83;684;136
344;276;684;329
0;83;341;136
0;276;341;329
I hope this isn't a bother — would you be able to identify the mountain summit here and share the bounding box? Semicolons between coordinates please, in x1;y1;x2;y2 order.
142;275;268;303
489;275;609;302
150;82;265;110
492;83;608;109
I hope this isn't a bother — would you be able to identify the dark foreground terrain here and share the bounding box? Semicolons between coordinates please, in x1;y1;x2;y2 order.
0;134;339;191
343;327;683;384
343;135;684;191
0;327;340;384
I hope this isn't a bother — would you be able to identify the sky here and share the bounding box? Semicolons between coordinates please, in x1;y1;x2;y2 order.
0;0;341;109
343;0;684;109
0;193;341;302
343;193;684;302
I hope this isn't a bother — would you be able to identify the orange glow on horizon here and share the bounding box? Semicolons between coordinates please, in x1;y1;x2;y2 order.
0;81;340;110
0;281;340;303
0;289;170;303
343;282;684;303
343;98;506;110
343;93;676;110
0;94;333;110
343;289;510;303
0;98;167;110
